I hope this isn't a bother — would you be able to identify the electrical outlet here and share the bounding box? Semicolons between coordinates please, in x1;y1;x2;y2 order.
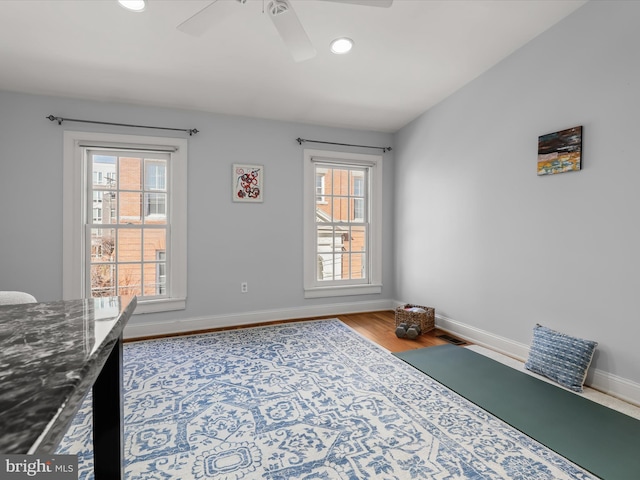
241;282;248;293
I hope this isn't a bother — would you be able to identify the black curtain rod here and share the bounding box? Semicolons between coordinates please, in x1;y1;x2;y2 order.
296;137;392;153
46;115;199;136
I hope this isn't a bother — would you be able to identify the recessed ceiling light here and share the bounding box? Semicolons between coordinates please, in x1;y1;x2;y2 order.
330;37;354;55
118;0;146;12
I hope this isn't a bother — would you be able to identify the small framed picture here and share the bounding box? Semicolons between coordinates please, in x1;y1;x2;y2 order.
537;126;582;176
233;164;263;202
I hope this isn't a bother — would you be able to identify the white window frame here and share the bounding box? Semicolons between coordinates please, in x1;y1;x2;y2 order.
63;131;187;314
303;149;382;298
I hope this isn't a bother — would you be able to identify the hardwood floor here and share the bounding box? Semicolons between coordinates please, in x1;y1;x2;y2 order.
335;310;467;352
129;310;468;352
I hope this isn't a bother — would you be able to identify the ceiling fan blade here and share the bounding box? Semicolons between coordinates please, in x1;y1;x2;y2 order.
320;0;393;7
268;1;316;62
177;0;239;37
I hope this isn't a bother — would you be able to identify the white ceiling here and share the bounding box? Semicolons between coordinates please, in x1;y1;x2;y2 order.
0;0;586;133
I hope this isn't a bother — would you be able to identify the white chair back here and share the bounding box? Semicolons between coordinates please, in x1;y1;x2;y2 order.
0;291;37;305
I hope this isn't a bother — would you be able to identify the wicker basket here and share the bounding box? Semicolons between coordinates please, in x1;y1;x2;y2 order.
395;304;435;334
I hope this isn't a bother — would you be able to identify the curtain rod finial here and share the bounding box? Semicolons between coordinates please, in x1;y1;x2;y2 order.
46;115;63;125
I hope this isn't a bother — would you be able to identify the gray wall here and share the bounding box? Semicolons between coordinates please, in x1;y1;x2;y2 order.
394;0;640;384
0;91;394;327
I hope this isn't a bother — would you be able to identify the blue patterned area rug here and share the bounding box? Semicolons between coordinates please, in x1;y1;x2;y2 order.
57;319;596;479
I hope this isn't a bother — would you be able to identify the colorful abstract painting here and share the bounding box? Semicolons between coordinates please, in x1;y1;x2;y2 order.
537;126;582;176
233;164;263;202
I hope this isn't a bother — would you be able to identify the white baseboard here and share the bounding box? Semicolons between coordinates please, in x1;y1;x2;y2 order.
589;370;640;407
124;298;395;339
435;313;531;360
435;312;640;407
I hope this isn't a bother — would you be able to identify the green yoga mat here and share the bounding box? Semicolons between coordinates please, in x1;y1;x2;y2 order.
395;344;640;480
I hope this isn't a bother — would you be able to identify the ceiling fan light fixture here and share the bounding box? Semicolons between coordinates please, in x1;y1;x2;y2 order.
330;37;354;55
269;0;290;16
118;0;146;12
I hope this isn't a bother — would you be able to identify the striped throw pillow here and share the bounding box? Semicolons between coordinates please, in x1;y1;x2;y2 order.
525;324;597;392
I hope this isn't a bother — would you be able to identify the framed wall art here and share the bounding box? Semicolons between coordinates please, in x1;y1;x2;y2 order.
537;126;583;176
233;164;263;202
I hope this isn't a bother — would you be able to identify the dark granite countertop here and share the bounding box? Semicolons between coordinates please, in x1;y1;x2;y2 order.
0;295;136;454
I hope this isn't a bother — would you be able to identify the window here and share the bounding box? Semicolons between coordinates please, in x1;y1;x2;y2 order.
315;173;326;203
92;207;102;224
145;193;166;216
303;149;382;298
156;251;166;295
87;150;169;299
63;131;187;314
353;176;364;222
146;162;166;190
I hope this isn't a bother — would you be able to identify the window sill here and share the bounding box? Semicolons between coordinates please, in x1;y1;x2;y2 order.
133;297;186;314
304;284;382;299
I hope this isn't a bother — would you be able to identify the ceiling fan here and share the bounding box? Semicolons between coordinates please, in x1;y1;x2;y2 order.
177;0;393;62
